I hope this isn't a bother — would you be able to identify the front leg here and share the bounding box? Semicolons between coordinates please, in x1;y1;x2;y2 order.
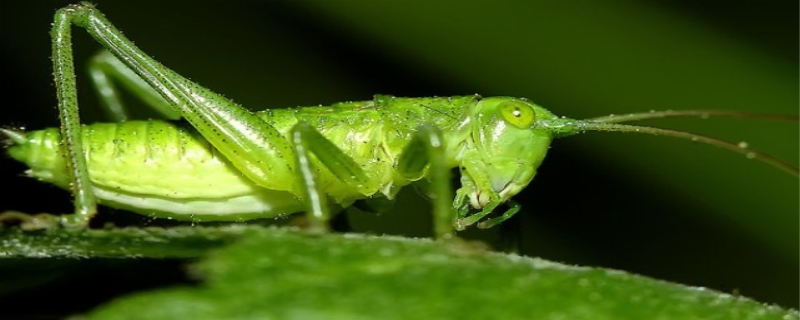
395;125;454;238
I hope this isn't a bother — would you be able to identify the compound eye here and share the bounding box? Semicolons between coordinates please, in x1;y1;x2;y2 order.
499;101;535;128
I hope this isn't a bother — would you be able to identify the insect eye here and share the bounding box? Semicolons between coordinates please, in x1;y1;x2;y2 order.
499;101;536;128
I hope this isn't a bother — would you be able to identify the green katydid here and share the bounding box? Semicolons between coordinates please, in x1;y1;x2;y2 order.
1;3;797;238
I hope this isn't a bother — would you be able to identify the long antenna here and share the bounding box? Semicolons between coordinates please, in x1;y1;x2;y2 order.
587;110;799;123
574;121;799;177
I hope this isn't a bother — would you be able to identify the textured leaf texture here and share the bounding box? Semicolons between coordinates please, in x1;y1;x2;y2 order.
1;226;795;319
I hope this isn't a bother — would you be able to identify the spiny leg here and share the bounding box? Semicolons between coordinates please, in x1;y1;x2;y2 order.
50;5;97;227
396;125;454;238
290;122;370;233
88;50;179;121
52;3;308;228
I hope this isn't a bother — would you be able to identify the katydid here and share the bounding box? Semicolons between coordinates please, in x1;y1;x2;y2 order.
1;3;797;238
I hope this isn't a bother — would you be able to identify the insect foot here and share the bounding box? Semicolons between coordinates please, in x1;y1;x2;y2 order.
0;211;64;231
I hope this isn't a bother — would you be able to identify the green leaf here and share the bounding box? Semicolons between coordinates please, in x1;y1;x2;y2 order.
0;225;246;259
2;226;794;319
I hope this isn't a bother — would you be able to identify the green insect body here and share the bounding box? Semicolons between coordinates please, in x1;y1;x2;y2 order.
6;94;559;224
2;3;796;236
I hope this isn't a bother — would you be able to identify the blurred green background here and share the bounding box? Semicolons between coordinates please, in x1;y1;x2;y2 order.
1;0;797;315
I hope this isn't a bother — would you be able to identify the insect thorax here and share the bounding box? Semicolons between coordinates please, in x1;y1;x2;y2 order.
255;95;481;203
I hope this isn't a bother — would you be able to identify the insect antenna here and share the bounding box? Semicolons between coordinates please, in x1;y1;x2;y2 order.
572;120;799;177
586;110;799;123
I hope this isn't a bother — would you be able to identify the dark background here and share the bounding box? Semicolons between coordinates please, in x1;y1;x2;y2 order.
1;0;797;316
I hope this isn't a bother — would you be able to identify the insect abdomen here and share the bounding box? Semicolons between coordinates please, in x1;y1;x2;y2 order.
7;121;303;220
